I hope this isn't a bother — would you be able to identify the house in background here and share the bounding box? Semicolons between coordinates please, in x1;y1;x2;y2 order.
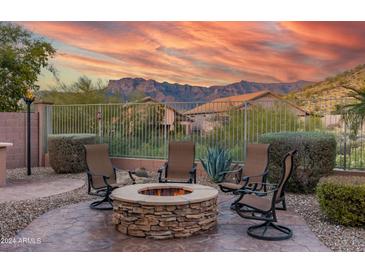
184;91;310;133
124;97;193;134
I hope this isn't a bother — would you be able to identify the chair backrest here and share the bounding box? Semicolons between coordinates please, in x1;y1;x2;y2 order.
84;144;116;189
275;150;297;202
166;141;195;180
243;144;270;182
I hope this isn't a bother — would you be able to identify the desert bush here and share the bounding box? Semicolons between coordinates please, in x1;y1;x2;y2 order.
317;176;365;226
259;131;336;193
209;104;304;146
48;134;96;173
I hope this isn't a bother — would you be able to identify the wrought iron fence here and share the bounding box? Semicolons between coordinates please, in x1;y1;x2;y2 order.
45;98;364;170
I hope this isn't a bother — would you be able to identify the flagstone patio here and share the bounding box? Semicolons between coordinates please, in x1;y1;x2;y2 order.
0;177;84;203
0;194;329;252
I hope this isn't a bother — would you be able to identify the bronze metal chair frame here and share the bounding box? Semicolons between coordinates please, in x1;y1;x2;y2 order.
233;150;297;241
85;144;119;210
158;141;197;184
158;162;197;184
219;144;271;209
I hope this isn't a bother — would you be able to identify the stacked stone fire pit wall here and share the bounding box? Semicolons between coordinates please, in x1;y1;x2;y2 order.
112;197;218;239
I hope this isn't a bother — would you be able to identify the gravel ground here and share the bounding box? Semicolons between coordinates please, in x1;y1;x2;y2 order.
6;167;85;182
1;168;364;251
200;175;365;251
286;193;365;252
0;184;92;238
1;168;92;238
0;168;132;239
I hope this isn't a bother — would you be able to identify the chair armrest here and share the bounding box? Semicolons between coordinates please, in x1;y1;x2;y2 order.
219;167;243;184
158;162;168;182
189;163;197;174
86;171;113;188
86;171;110;179
112;166;119;180
234;183;277;196
187;163;197;184
218;167;243;176
219;167;242;180
242;170;269;183
128;170;136;183
158;162;168;173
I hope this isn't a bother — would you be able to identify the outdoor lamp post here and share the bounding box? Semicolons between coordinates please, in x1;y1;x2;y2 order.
23;89;35;176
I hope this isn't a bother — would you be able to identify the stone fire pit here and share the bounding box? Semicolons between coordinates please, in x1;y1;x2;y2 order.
111;183;218;239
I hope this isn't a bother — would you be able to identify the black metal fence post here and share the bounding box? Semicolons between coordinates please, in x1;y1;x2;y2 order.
23;90;35;176
27;102;31;175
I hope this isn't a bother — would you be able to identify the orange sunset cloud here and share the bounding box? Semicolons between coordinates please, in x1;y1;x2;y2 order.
18;21;365;88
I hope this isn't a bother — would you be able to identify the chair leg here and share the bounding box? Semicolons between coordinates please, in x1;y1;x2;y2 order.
247;221;292;241
281;199;287;210
275;198;287;211
90;188;113;210
87;181;91;195
230;195;243;210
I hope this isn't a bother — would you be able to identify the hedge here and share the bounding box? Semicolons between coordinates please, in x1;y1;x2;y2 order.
48;134;97;173
259;131;336;193
317;176;365;226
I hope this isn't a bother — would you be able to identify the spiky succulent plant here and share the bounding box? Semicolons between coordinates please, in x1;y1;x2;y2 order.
200;147;232;183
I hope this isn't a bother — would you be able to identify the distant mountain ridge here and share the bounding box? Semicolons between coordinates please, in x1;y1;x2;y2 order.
107;78;313;102
288;64;365;101
287;64;365;112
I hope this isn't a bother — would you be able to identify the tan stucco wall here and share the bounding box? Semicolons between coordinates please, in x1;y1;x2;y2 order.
0;112;39;168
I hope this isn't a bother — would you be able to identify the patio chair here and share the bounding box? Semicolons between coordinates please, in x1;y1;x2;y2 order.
234;150;297;241
218;144;270;208
158;141;197;184
84;144;119;210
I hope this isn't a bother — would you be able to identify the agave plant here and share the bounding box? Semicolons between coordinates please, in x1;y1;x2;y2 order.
200;147;232;183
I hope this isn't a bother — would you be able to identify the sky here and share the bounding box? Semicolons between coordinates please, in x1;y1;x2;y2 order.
18;21;365;89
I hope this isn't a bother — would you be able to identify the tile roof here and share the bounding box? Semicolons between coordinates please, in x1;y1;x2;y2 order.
184;91;268;115
184;91;309;115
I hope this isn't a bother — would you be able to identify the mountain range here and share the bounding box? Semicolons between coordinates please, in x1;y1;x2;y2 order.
106;78;313;102
107;64;365;110
287;64;365;101
287;64;365;112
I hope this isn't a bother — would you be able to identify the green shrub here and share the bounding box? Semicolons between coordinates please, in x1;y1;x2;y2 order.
259;131;336;193
200;147;232;183
48;134;96;173
317;176;365;226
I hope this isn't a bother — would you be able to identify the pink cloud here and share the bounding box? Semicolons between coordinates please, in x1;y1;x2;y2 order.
20;21;365;86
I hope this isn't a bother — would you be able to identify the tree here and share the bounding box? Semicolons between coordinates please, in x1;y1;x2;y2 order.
52;75;106;93
0;22;56;111
340;86;365;119
337;85;365;137
39;76;122;104
127;87;145;102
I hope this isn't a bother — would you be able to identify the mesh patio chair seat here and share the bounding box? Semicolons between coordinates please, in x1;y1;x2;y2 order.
158;141;197;184
218;144;271;208
239;194;272;212
234;150;297;241
84;144;120;210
